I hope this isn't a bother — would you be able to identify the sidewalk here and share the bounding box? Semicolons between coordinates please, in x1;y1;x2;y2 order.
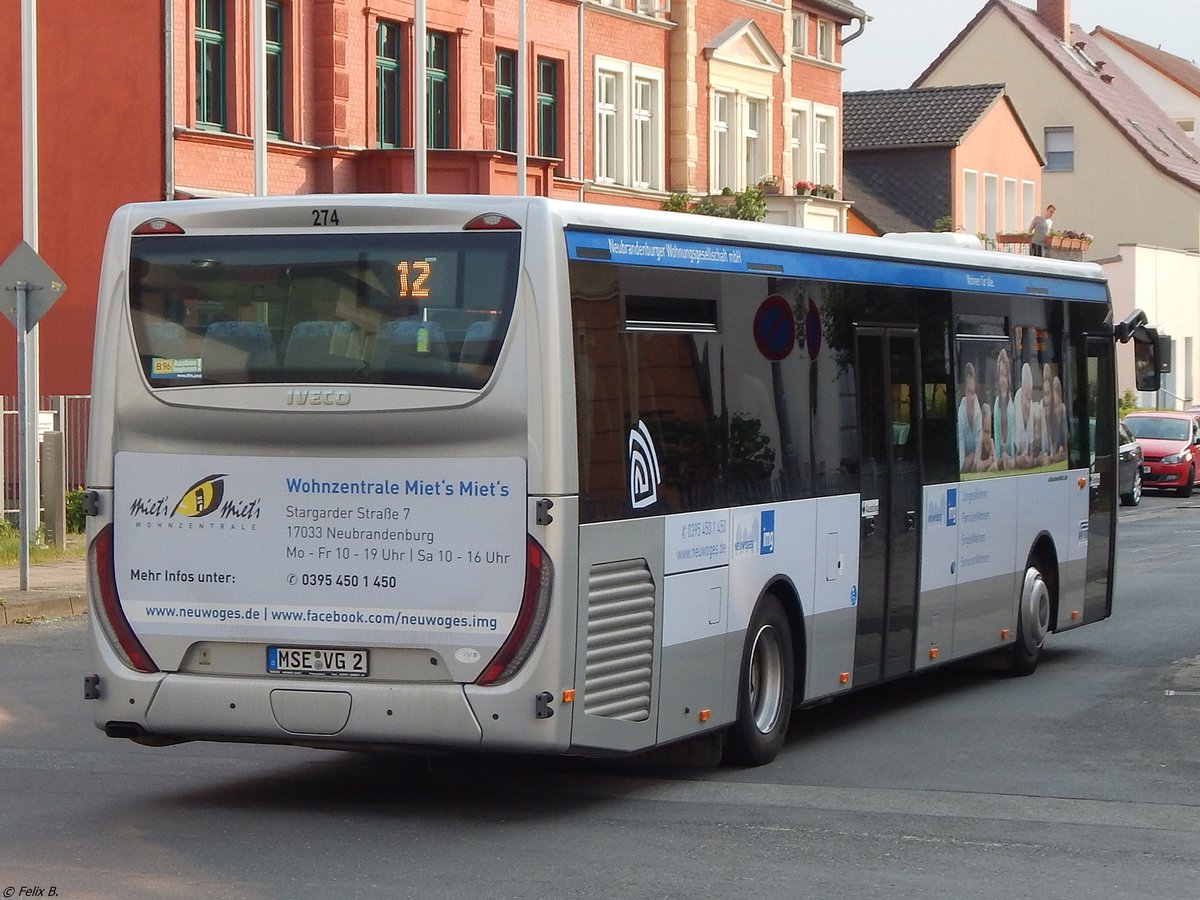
0;556;87;625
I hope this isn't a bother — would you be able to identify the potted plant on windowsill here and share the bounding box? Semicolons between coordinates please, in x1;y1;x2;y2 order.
794;180;816;196
710;186;736;206
757;175;780;195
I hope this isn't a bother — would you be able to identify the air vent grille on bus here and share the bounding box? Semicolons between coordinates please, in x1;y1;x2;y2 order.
584;559;655;722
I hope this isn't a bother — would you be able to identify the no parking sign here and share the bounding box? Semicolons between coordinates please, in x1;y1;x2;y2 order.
752;295;795;361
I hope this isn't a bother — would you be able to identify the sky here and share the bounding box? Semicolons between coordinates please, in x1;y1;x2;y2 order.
841;0;1200;92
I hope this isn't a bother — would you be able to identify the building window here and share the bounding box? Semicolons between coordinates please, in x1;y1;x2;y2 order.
376;21;402;148
791;13;808;54
195;0;226;129
1003;177;1017;232
983;173;998;238
790;102;837;194
537;58;559;159
790;109;806;185
427;32;451;148
496;50;517;152
711;92;731;191
1044;127;1074;171
632;78;655;188
816;19;834;61
813;113;832;185
596;70;620;183
744;98;767;186
595;59;664;190
963;169;978;234
1022;181;1036;228
265;2;284;137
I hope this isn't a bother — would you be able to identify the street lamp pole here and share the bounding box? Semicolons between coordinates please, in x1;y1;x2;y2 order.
20;0;41;584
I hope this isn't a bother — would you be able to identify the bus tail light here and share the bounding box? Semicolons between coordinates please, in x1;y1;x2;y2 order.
475;535;553;686
132;218;185;235
89;524;159;674
463;213;520;231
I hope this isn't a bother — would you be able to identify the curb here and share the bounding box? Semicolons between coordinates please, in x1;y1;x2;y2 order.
0;593;87;626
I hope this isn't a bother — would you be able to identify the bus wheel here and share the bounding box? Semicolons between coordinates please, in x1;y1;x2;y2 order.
725;595;794;766
1010;559;1052;677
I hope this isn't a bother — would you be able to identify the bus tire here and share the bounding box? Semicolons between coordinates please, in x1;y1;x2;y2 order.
725;594;794;766
1009;557;1052;677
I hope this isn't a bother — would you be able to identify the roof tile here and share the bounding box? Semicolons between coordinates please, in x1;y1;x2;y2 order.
843;83;1006;149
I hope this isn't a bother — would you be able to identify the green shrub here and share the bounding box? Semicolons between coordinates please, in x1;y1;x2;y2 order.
661;185;767;222
66;488;87;533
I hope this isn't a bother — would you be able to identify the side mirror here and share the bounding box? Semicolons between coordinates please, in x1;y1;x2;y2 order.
1134;326;1161;393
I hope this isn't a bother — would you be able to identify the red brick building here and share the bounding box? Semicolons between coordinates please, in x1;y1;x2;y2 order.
3;0;865;396
0;4;163;396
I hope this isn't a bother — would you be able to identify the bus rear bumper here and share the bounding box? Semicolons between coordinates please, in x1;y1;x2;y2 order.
95;668;489;750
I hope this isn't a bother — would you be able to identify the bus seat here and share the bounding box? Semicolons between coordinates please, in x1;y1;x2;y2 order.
370;319;449;377
201;320;278;375
458;319;501;366
284;320;364;371
145;320;189;359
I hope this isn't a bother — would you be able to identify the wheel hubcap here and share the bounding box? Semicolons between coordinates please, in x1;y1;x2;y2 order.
1133;470;1142;503
1021;567;1051;654
748;624;784;733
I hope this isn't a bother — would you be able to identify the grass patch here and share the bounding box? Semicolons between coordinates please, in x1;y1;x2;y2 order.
0;522;86;568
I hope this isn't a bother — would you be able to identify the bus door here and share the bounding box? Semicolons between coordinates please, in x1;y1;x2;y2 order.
854;327;923;684
1082;335;1117;623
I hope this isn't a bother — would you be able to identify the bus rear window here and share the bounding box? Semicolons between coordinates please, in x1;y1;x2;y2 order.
128;231;520;389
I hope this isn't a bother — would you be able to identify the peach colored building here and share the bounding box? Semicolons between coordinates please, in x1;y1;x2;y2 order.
842;84;1043;240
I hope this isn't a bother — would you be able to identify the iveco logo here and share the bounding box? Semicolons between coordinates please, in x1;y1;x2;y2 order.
286;389;351;406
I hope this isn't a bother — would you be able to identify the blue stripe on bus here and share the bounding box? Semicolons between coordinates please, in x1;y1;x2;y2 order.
564;230;1109;303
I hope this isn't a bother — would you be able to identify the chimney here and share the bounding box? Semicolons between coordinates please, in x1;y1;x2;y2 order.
1037;0;1071;43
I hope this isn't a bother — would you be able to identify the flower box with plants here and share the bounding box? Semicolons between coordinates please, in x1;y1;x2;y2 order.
794;180;816;196
995;232;1032;245
1048;230;1093;251
757;175;780;195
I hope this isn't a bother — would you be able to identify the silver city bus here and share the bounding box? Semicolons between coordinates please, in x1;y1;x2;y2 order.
83;195;1158;765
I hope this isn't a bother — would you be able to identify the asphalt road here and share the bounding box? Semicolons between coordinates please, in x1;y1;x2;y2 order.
0;493;1197;900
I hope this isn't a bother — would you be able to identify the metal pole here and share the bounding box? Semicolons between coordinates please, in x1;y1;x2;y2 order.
253;0;267;195
21;0;37;245
15;283;36;589
164;0;175;200
21;0;40;583
517;0;527;196
414;0;427;194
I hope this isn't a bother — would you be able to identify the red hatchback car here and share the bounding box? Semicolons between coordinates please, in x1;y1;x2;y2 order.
1123;411;1200;497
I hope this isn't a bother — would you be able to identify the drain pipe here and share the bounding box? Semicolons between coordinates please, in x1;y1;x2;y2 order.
164;0;175;199
577;1;585;199
841;12;871;44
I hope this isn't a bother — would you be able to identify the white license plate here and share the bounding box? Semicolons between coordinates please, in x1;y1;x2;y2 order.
267;646;368;676
1143;465;1152;474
